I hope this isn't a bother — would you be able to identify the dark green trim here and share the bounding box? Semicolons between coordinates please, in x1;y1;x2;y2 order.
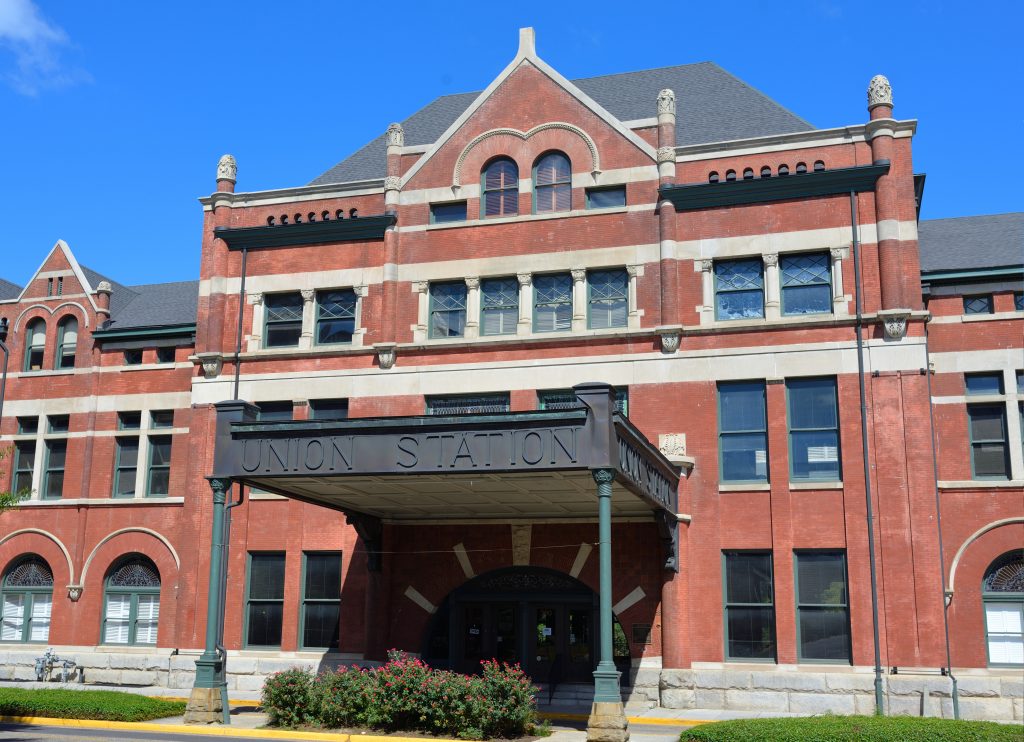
146;435;172;498
41;439;65;500
298;551;342;651
112;436;139;498
1;558;54;644
102;558;161;647
793;550;851;664
717;380;769;484
785;377;842;483
921;266;1024;282
215;215;396;251
721;551;777;663
967;403;1010;480
658;162;890;211
92;324;197;341
243;551;286;649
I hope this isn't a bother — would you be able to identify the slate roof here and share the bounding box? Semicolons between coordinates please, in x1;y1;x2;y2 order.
0;278;22;301
103;280;199;331
918;213;1024;273
311;62;813;185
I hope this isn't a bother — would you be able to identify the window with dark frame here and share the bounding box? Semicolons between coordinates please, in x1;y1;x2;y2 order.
795;551;850;662
0;557;54;643
786;378;841;481
17;417;38;435
586;186;626;209
23;319;45;372
147;436;172;497
533;273;572;333
718;381;768;483
151;410;174;429
963;295;994;315
538;388;628;415
13;442;35;495
309;399;349;421
723;552;776;660
480;277;519;336
968;404;1009;479
112;437;139;498
43;440;65;500
982;550;1024;667
426;394;510;415
429;282;468;339
430;201;468;224
482;158;519;218
55;317;77;369
715;259;765;320
246;553;286;647
258;401;293;422
103;556;160;646
301;552;342;649
1016;293;1024;311
156;346;176;364
780;253;832;315
534;152;571;214
315;289;357;345
123;349;143;365
965;373;1004;396
264;292;304;348
587;269;628;330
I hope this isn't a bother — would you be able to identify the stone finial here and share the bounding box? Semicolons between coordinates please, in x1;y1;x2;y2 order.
867;75;893;109
657;88;676;116
386;123;405;148
216;154;237;183
96;280;112;293
518;27;536;57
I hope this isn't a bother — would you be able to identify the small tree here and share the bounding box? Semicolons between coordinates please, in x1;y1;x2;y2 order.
0;444;29;513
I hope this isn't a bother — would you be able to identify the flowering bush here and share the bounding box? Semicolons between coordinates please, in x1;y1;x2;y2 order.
262;650;539;739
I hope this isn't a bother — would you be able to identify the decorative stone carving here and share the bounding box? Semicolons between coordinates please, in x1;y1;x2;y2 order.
196;352;223;379
658;433;687;459
384;175;402;192
248;292;263;305
465;277;480;290
571;269;587;283
867;75;893;109
830;248;845;261
657;146;676;164
699;259;714;272
300;289;316;302
386;123;405;148
412;281;428;294
763;253;779;268
67;585;82;602
626;265;641;278
375;343;397;370
878;310;909;340
216;154;237;183
96;280;112;293
660;332;680;354
657;88;676;116
517;273;532;287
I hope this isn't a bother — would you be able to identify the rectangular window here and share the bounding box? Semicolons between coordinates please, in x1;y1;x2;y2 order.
147;436;172;497
246;553;286;647
588;269;628;329
123;349;143;365
985;602;1024;666
430;201;467;224
118;411;141;430
965;373;1004;396
715;258;765;320
480;277;519;336
309;399;349;421
780;252;832;315
963;295;993;315
723;552;776;660
1015;293;1024;311
1018;372;1024;394
156;346;176;364
151;410;174;429
301;552;341;649
264;292;304;348
795;551;851;662
586;186;626;209
429;281;468;339
787;377;841;481
113;438;139;498
13;442;34;495
718;381;768;483
258;401;293;422
16;417;38;435
316;289;357;345
48;415;69;434
426;394;510;415
968;404;1009;479
533;273;572;333
43;440;65;499
538;388;629;415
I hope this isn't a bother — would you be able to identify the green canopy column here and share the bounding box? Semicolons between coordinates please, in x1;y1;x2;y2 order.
184;476;232;725
587;467;629;742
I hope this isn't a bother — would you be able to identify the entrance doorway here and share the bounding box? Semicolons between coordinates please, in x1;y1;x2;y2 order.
423;567;628;684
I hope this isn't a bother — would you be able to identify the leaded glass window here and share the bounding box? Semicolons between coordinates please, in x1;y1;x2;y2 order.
301;552;341;649
787;377;841;481
104;556;160;646
316;289;357;345
781;253;832;315
246;553;285;648
719;381;768;483
795;551;850;662
534;152;571;214
968;404;1009;479
429;282;468;339
264;292;303;348
56;317;77;369
426;394;510;415
963;295;993;315
538;388;628;415
482;158;518;218
588;269;628;329
534;273;572;333
983;551;1023;666
724;552;775;660
1;556;53;643
715;259;764;320
1015;293;1024;311
480;277;518;336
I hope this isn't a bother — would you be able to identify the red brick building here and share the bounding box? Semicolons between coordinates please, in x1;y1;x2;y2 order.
1;29;1021;723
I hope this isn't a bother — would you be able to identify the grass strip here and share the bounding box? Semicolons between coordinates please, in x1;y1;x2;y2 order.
0;687;186;722
681;715;1024;742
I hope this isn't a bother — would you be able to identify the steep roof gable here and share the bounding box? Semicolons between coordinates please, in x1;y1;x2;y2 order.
0;278;22;301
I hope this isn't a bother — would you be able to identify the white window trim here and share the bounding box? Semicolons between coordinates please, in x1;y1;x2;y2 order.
249;287;367;352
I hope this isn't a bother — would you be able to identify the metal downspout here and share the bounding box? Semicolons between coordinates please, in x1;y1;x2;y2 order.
850;190;886;715
923;321;961;718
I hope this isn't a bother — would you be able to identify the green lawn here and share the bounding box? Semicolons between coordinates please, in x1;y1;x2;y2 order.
681;715;1024;742
0;687;186;722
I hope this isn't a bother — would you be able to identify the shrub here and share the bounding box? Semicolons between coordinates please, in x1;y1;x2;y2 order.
260;667;317;728
0;688;185;722
681;715;1024;742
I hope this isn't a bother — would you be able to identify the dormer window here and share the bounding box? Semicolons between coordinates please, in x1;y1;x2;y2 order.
482;158;519;218
534;152;571;213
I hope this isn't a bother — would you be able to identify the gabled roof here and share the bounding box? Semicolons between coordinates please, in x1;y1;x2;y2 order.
311;61;813;186
0;278;22;301
918;212;1024;273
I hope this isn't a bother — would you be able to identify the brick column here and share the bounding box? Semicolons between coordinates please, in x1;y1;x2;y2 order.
865;75;904;310
381;124;403;340
656;89;678;328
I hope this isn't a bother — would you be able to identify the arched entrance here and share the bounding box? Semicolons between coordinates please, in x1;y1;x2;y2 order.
423;567;629;683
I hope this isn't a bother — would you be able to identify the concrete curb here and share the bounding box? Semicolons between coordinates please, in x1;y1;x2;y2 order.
540;711;710;727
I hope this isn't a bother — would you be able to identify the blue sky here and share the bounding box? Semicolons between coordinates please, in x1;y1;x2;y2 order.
1;1;1020;286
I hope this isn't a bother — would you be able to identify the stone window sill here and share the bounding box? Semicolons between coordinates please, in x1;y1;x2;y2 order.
790;481;843;491
17;497;185;507
423;206;629;231
938;480;1024;489
719;483;771;492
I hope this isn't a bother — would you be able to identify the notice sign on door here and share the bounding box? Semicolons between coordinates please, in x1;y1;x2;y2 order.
543;627;552;636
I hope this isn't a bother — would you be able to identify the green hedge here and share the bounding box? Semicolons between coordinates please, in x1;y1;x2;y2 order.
0;688;185;722
682;715;1023;742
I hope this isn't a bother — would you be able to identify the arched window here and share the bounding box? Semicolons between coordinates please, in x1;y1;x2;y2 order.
778;164;790;176
56;316;77;370
795;162;807;174
1;556;53;642
813;160;825;172
533;152;571;213
982;550;1023;666
481;158;519;218
742;168;754;180
103;555;161;646
708;172;720;184
725;170;736;182
760;166;772;178
24;319;45;372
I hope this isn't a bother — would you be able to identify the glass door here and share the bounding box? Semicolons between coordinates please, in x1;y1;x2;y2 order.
567;607;594;681
530;606;558;681
494;603;519;664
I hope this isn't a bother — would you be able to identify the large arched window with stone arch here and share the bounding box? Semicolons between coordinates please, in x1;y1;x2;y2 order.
481;157;519;218
56;316;77;370
103;555;160;646
1;556;54;642
533;151;571;214
23;318;45;372
982;550;1024;666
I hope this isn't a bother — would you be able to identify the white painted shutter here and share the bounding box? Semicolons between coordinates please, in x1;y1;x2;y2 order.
104;594;131;644
29;595;51;642
2;594;24;641
135;595;160;645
